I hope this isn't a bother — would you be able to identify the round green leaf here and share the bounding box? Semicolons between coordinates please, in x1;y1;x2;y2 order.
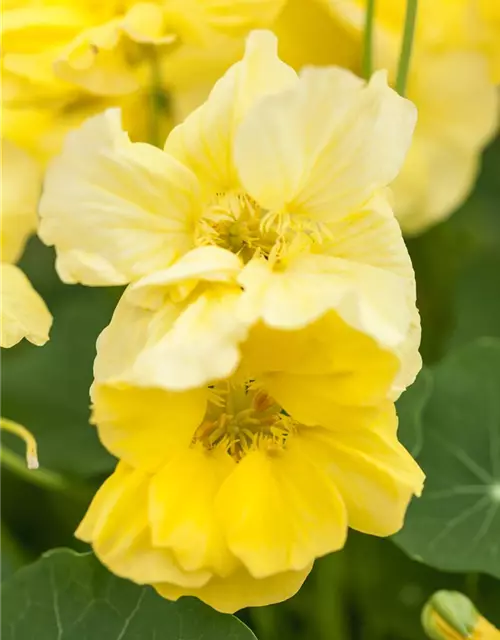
396;368;433;457
395;339;500;577
1;549;257;640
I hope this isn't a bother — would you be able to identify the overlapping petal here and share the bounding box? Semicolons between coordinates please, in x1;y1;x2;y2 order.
39;109;200;285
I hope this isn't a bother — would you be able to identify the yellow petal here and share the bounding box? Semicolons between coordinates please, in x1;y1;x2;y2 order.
133;285;248;390
298;414;425;537
76;462;211;588
150;445;237;574
0;264;52;348
235;67;416;221
39;109;199;285
93;289;179;383
1;139;41;264
127;246;243;310
91;383;207;472
155;562;311;614
239;251;412;350
216;442;347;578
241;307;399;376
164;30;297;197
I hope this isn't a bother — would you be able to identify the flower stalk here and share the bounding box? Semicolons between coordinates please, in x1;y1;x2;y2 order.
396;0;419;96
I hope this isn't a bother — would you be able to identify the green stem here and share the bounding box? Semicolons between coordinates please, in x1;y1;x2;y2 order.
1;446;93;502
396;0;419;96
362;0;376;80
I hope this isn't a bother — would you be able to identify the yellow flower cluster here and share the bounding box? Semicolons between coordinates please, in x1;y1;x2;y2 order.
39;31;424;611
3;0;498;616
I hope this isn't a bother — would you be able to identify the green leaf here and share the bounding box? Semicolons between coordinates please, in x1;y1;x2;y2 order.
1;549;257;640
1;239;118;477
395;339;500;577
396;368;433;457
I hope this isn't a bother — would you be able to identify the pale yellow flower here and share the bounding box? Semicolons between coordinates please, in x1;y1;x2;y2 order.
320;0;499;234
39;30;420;393
1;140;52;347
77;371;423;612
1;0;287;96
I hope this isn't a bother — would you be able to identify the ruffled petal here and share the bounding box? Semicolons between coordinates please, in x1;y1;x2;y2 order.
76;463;212;588
39;109;199;285
298;412;425;537
239;250;412;350
235;66;416;222
164;30;297;197
155;562;311;614
216;441;347;578
149;445;237;575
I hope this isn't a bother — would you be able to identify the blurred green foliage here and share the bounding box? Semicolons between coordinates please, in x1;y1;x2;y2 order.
2;137;500;638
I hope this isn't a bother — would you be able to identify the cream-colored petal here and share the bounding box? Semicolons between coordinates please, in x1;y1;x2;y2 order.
164;30;297;197
91;383;207;472
1;139;41;264
93;287;179;383
150;445;237;575
216;442;347;578
239;251;412;350
297;417;425;537
133;285;249;390
235;67;416;223
1;264;52;348
127;246;243;310
94;280;249;391
76;463;211;587
155;562;311;614
39;109;199;285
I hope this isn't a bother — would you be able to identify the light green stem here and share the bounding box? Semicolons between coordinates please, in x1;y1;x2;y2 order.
362;0;376;80
1;417;38;469
396;0;419;96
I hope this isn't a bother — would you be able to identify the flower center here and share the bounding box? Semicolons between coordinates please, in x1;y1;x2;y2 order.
193;383;292;460
197;191;278;262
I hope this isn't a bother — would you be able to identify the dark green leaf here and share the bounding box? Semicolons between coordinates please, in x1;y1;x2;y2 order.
397;368;433;457
395;339;500;577
1;549;257;640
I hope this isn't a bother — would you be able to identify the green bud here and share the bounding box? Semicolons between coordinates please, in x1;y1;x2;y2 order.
422;591;479;640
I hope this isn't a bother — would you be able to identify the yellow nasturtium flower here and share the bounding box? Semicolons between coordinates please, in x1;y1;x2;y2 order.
40;31;423;610
39;30;420;392
1;140;52;348
320;0;499;234
77;371;424;612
